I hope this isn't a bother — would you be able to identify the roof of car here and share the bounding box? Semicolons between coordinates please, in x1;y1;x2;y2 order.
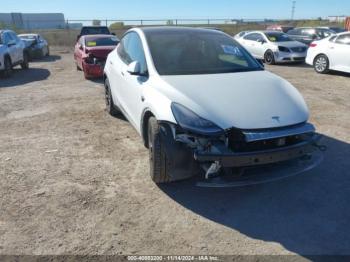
139;26;225;35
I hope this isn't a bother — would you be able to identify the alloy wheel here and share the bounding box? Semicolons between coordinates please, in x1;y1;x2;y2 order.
315;56;327;72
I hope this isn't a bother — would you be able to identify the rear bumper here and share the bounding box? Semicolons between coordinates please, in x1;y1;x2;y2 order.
194;134;321;168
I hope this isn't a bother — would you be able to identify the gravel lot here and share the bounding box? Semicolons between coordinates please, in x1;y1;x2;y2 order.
0;48;350;257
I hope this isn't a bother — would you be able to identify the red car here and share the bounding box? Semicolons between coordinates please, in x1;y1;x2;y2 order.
74;34;119;79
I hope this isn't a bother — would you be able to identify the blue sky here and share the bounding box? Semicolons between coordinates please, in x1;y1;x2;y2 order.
1;0;349;20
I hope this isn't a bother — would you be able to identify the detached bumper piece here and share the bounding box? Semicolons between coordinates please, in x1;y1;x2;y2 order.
83;57;106;77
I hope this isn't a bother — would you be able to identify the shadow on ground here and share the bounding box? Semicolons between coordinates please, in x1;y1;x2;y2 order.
0;68;50;88
33;55;61;62
159;135;350;256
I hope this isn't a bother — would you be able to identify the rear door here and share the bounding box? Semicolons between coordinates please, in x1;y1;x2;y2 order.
242;33;262;57
328;33;350;72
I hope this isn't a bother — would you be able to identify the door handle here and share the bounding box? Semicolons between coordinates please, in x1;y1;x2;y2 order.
141;95;145;102
109;61;113;65
330;46;335;49
121;71;124;76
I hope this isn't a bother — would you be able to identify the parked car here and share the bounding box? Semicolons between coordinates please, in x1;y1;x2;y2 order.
74;34;119;79
18;34;49;59
317;26;346;33
0;30;29;77
287;27;335;45
266;25;294;33
77;26;112;41
104;27;322;184
306;32;350;74
236;31;308;64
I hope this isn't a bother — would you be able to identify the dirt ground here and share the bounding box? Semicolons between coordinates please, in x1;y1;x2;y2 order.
0;48;350;257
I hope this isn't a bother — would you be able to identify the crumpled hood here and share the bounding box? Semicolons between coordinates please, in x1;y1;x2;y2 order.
85;46;116;59
160;71;309;130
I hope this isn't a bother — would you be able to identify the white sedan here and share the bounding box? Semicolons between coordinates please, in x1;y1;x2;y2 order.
104;27;322;185
236;31;308;64
306;32;350;74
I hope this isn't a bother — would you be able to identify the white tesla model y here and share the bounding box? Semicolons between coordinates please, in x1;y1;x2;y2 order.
104;27;323;185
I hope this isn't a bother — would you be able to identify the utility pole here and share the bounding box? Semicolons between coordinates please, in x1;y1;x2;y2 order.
291;1;296;20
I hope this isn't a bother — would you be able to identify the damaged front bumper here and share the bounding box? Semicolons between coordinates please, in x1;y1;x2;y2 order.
194;133;321;168
164;122;325;186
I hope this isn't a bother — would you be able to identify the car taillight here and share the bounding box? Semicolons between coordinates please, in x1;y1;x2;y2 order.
309;43;317;47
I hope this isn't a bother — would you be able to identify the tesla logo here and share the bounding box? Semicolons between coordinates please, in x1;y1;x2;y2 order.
272;116;280;122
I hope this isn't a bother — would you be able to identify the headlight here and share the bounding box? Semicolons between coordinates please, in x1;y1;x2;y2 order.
278;46;290;52
171;103;223;136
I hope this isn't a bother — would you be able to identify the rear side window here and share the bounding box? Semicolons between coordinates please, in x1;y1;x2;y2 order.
335;34;350;45
244;33;262;41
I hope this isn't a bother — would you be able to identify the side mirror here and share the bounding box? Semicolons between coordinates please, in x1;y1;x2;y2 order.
127;61;141;75
76;35;81;42
111;33;116;36
258;39;266;44
79;44;84;51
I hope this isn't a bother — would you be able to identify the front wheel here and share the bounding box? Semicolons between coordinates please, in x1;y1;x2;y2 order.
264;50;276;65
313;55;329;74
21;52;29;69
148;117;171;184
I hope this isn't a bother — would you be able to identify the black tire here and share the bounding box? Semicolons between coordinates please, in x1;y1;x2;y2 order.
148;117;171;184
21;52;29;69
104;78;120;116
313;54;329;74
264;50;276;65
46;47;50;56
2;56;12;78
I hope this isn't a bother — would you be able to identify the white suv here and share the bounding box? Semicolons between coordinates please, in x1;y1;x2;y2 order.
0;30;29;77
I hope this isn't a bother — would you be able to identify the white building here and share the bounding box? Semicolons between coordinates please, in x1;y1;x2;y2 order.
0;13;66;29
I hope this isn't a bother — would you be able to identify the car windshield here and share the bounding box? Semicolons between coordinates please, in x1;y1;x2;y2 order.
81;27;110;35
85;36;119;47
265;32;293;42
145;30;263;75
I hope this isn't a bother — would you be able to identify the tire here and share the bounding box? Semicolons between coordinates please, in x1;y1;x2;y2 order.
46;47;50;56
20;52;29;69
104;78;120;116
264;50;276;65
2;56;12;78
313;54;329;74
148;117;171;184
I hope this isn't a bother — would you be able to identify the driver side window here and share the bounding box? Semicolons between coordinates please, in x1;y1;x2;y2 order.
118;32;148;74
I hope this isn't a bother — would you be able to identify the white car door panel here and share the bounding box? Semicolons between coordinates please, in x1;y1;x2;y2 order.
328;34;350;72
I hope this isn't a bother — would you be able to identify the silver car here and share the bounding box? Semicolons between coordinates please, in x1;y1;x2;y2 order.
237;31;308;64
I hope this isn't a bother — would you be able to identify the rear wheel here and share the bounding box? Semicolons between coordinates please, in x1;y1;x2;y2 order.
21;52;29;69
313;54;329;74
148;117;171;184
2;56;12;78
264;50;276;65
104;78;120;116
46;47;50;56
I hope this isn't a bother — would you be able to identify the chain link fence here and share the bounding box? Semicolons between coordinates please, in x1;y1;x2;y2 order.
0;18;346;47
